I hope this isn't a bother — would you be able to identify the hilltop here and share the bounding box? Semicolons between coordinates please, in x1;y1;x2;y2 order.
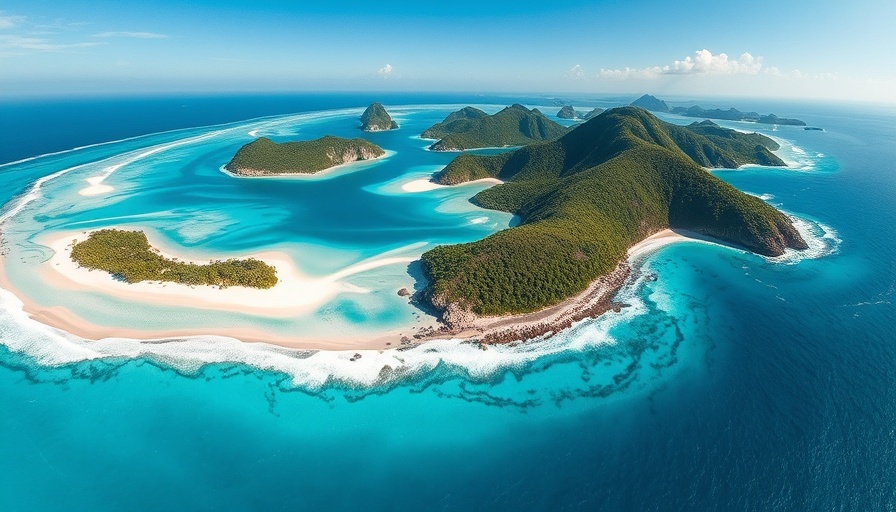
557;106;579;119
630;94;670;112
421;104;569;151
360;102;399;131
420;107;805;324
225;136;385;176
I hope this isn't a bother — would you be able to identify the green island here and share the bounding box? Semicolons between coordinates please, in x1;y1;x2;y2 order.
70;229;278;289
580;108;604;120
360;102;399;131
632;93;807;126
557;105;578;119
421;104;569;151
225;135;385;176
419;106;807;320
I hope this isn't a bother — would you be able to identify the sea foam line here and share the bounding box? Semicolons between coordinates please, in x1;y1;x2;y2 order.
78;131;224;196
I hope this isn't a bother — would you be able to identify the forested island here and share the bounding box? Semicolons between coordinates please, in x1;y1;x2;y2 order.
580;108;604;120
419;107;806;326
70;229;278;288
557;106;578;119
421;104;568;151
360;102;399;131
630;94;807;126
225;136;385;176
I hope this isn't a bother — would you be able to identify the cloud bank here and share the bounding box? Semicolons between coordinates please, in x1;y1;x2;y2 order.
600;49;763;79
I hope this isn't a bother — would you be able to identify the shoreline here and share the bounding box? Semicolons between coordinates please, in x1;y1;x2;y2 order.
221;149;394;180
0;228;698;351
401;177;504;193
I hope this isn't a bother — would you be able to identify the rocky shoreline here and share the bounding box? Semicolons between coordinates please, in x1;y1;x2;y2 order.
406;259;632;347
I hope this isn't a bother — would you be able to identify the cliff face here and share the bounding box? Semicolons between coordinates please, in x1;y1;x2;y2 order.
421;106;807;318
360;103;399;131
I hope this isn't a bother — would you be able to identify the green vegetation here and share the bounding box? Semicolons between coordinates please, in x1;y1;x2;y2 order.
421;106;807;317
360;102;399;131
757;113;807;126
70;229;278;289
557;106;578;119
665;103;807;126
630;94;670;112
421;104;569;151
580;108;604;120
225;136;385;175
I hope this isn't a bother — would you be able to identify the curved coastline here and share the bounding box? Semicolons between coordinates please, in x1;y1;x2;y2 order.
0;226;700;350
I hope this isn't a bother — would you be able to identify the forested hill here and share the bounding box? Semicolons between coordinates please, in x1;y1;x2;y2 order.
421;106;806;317
421;104;569;151
225;136;384;176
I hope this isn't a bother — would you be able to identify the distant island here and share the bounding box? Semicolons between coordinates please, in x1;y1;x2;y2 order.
419;106;806;329
360;102;399;131
630;94;670;112
225;136;385;176
70;229;278;288
421;104;569;151
630;94;807;126
557;106;578;119
580;108;604;120
556;106;605;121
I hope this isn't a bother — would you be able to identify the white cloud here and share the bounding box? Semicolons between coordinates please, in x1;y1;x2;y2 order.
377;63;393;78
567;64;585;79
92;31;168;39
0;34;104;53
0;14;26;29
599;49;763;79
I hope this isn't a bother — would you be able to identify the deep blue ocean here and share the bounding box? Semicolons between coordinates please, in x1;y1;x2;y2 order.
1;93;895;511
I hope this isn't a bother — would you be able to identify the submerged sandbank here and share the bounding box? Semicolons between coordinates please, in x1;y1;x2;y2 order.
401;177;503;193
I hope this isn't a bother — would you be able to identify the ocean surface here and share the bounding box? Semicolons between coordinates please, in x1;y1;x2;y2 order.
1;93;894;511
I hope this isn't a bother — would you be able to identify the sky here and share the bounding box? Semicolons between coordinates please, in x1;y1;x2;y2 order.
1;0;894;102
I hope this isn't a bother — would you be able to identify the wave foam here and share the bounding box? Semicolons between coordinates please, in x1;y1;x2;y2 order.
769;216;840;265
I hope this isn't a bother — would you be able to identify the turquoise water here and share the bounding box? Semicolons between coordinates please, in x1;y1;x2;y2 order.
1;95;895;510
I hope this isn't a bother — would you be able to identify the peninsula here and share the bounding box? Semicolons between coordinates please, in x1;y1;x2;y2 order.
421;104;569;151
360;102;399;131
419;107;806;329
225;136;385;176
70;229;278;288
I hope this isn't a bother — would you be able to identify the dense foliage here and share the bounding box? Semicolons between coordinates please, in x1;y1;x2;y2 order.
360;102;399;131
225;136;384;175
422;107;807;316
70;229;278;289
421;104;569;151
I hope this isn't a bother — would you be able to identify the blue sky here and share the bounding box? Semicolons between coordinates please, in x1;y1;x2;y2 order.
1;0;893;102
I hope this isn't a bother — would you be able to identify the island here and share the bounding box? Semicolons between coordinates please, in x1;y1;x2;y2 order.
224;135;385;176
580;108;604;120
70;229;278;288
630;94;670;112
421;104;569;151
359;102;399;131
557;105;579;119
630;94;808;126
418;107;807;332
